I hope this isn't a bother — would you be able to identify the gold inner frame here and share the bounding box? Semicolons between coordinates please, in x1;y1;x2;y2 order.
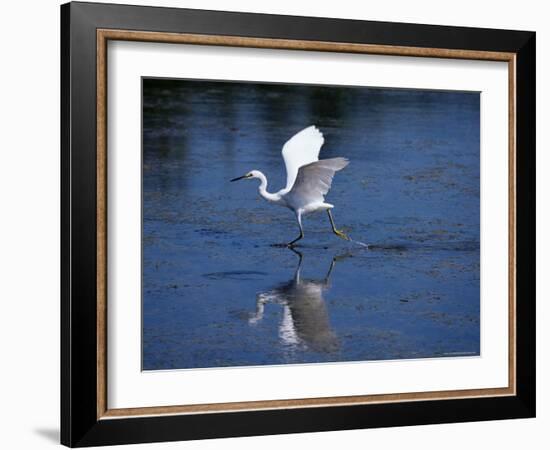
96;29;517;420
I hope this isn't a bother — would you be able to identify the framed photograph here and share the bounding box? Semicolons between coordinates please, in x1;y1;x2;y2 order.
61;1;536;447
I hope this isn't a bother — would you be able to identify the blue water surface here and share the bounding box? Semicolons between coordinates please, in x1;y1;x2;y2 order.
142;79;480;370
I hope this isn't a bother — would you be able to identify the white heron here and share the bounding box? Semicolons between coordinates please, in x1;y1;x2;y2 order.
230;125;350;247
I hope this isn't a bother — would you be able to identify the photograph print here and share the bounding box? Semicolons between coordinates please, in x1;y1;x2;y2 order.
142;78;480;371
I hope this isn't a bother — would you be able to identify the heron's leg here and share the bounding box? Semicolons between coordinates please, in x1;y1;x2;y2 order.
327;210;350;241
287;212;304;247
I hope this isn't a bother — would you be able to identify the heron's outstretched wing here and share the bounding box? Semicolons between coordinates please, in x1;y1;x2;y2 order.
289;158;349;204
282;126;324;191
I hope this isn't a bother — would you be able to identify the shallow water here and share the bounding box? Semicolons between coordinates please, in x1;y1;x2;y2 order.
142;79;480;370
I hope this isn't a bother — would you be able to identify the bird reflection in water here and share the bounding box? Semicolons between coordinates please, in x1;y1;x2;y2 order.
249;249;350;355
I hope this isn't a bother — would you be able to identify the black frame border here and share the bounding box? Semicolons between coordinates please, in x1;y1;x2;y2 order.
61;2;535;447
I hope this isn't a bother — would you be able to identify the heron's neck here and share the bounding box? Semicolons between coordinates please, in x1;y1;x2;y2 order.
254;172;280;202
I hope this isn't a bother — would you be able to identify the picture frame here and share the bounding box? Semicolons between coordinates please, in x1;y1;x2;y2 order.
61;1;535;447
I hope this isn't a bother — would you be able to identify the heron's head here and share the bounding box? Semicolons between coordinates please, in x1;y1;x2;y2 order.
230;170;261;182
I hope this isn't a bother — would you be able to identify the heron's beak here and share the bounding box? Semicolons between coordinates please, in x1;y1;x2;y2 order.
230;175;247;182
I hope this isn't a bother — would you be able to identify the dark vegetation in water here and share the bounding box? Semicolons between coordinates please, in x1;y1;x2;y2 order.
142;79;480;370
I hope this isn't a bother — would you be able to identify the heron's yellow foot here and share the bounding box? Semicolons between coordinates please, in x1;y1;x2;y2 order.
334;229;350;241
